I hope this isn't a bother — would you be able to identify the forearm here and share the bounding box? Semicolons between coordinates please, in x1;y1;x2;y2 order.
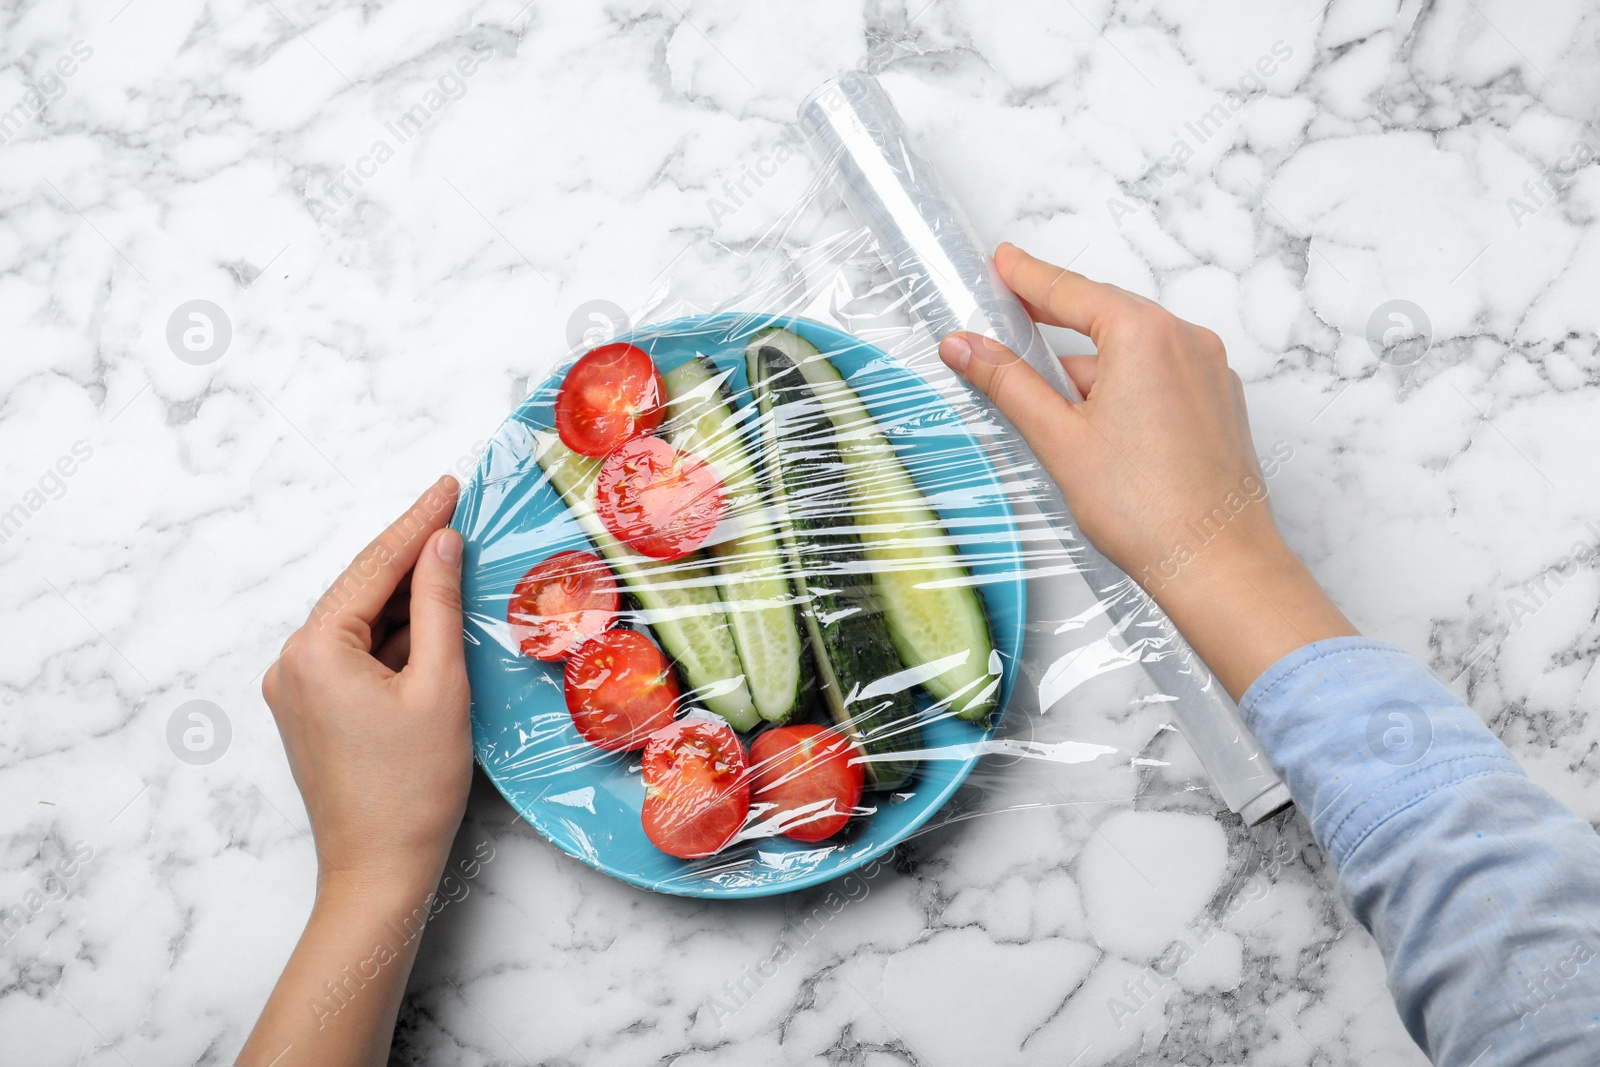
238;874;441;1067
1150;534;1600;1061
1240;638;1600;1065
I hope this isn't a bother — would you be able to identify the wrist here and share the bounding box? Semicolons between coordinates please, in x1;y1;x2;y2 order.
314;858;446;922
1156;525;1297;603
1144;533;1357;700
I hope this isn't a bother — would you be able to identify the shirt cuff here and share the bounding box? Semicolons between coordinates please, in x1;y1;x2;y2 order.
1238;636;1523;870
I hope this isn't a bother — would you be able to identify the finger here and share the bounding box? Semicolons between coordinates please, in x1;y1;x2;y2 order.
401;527;466;691
994;242;1134;340
1061;354;1098;397
939;332;1081;450
312;476;460;640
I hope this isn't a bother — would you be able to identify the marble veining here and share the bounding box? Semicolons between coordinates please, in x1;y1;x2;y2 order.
2;1;1597;1064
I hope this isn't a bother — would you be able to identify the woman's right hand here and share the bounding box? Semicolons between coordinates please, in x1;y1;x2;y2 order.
939;243;1356;698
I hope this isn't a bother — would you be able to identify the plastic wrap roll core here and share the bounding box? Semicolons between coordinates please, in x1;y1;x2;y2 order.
798;70;1292;826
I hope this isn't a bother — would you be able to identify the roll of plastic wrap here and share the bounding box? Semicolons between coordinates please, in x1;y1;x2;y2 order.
796;72;1077;399
797;70;1291;825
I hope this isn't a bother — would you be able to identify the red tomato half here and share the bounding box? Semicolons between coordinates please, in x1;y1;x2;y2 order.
749;725;864;843
595;436;725;560
641;718;750;859
507;550;619;661
554;343;664;457
563;630;679;751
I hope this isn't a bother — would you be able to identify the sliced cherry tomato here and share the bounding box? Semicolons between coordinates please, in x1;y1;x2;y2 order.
554;343;664;457
507;550;619;661
749;725;864;843
563;630;679;751
595;435;725;560
641;718;750;859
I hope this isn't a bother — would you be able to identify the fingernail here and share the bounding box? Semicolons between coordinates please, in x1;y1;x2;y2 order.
436;529;463;568
940;335;972;374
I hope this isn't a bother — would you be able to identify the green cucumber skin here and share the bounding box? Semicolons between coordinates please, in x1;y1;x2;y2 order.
774;329;1001;726
747;338;920;791
660;356;811;725
535;434;761;732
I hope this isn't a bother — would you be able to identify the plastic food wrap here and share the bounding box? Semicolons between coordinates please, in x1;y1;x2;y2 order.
798;72;1288;826
451;71;1287;898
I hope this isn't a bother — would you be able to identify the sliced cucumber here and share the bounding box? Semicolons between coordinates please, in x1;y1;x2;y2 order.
746;334;920;790
535;433;760;732
753;327;1001;725
661;356;809;725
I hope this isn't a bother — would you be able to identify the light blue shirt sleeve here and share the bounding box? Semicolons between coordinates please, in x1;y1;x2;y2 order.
1239;636;1600;1066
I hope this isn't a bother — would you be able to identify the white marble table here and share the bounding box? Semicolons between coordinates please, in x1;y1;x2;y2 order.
4;1;1597;1063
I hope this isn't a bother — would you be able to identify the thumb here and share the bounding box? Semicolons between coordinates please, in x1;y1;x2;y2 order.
939;331;1081;449
402;527;467;692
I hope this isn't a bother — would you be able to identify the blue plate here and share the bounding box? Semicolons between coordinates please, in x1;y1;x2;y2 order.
452;312;1025;898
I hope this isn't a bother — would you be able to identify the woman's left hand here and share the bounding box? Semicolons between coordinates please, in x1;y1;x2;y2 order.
240;476;472;1067
263;474;472;898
